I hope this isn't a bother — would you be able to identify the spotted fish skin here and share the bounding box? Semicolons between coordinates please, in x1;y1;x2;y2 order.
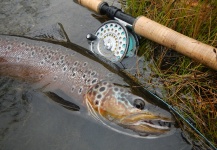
0;35;123;101
0;35;175;138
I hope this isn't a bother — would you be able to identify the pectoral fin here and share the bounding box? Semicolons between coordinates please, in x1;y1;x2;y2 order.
45;92;80;111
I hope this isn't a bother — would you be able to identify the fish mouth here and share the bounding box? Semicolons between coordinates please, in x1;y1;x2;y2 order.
133;119;172;130
119;113;174;135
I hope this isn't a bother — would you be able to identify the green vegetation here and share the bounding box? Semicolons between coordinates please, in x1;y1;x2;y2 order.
119;0;217;148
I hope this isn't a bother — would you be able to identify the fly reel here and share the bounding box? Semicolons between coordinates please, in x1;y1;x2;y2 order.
87;20;139;62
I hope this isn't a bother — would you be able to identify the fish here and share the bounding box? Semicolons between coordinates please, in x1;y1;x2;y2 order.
0;35;175;138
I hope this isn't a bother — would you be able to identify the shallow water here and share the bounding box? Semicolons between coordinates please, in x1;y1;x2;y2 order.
0;0;120;49
0;77;191;150
0;0;192;149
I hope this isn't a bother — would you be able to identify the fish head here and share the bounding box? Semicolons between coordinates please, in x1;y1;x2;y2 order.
85;81;176;138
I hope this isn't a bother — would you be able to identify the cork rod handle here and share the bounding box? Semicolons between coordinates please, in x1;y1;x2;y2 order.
133;16;217;70
76;0;103;13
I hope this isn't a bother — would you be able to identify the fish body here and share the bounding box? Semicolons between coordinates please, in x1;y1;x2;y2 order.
0;35;175;138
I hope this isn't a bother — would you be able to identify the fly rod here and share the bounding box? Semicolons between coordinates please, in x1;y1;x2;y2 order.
74;0;217;71
73;1;217;149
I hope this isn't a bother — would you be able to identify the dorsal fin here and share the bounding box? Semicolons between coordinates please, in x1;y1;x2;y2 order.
25;23;70;42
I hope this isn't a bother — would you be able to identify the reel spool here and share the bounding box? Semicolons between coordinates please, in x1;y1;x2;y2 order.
87;20;139;62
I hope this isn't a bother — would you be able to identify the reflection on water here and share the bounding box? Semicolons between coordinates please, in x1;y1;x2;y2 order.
0;77;31;143
0;0;50;35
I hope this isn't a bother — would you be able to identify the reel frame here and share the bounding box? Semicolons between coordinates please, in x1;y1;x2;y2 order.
87;20;139;62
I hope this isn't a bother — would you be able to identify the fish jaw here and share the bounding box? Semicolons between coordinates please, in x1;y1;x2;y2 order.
118;112;173;136
85;81;175;138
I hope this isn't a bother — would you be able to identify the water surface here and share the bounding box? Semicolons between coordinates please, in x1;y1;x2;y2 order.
0;0;192;149
0;77;191;150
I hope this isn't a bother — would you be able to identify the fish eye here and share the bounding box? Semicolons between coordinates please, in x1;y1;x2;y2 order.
133;99;145;110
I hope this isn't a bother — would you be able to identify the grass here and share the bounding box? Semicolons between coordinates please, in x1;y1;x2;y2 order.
119;0;217;148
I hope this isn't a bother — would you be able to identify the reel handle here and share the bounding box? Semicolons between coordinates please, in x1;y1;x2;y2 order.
74;0;217;70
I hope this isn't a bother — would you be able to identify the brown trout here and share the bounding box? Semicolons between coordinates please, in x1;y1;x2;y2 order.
0;35;175;138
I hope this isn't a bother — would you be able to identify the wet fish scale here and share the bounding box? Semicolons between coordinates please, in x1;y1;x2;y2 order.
0;35;119;101
0;35;175;138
